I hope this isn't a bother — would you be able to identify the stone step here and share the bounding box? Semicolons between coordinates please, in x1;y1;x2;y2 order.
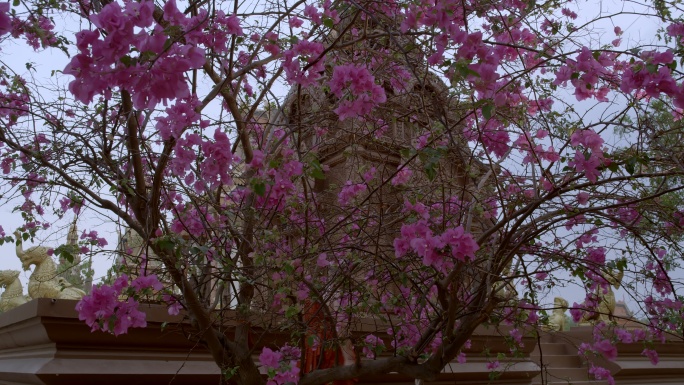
530;377;608;385
533;354;584;367
532;342;570;355
538;367;591;382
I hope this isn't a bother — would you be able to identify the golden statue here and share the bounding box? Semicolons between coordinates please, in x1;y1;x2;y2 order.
15;230;86;300
0;270;30;312
547;296;568;331
581;269;624;324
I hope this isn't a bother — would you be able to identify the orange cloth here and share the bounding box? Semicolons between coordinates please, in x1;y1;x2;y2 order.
301;301;356;385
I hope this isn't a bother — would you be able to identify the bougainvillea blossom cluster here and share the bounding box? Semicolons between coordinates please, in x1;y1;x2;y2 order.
1;0;684;384
328;64;387;120
76;274;162;336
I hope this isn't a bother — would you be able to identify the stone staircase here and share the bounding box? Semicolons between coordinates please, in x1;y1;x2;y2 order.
531;335;607;385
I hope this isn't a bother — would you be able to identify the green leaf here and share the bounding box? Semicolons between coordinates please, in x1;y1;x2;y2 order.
625;156;637;175
108;316;117;332
489;371;502;381
607;162;619;173
424;164;437;181
162;36;175;50
268;158;282;168
285;305;299;318
120;55;134;67
222;367;239;380
155;238;175;252
616;258;628;271
482;103;494;120
139;50;157;62
252;181;266;196
61;250;74;264
13;0;19;6
308;158;325;180
323;18;334;28
311;168;324;180
455;61;480;78
420;148;444;181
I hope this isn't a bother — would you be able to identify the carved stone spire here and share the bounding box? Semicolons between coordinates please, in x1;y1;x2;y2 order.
58;217;84;288
67;218;78;245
